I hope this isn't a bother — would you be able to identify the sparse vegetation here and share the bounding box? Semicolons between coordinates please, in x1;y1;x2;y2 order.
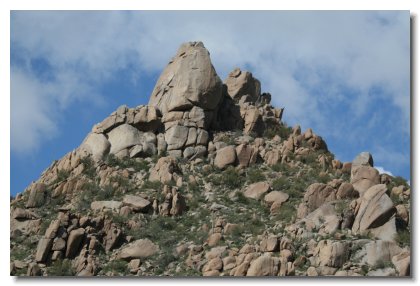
209;166;244;189
102;260;128;276
106;154;149;173
246;168;266;183
48;259;75;276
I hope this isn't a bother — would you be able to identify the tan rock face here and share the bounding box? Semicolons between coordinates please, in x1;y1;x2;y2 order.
236;144;258;167
352;184;396;240
90;201;122;213
165;124;189;150
314;240;350;268
66;228;85;258
246;255;277;276
26;183;47;208
118;239;159;260
214;145;237;169
244;182;271;200
149;41;222;113
122;195;151;212
352;152;374;167
351;166;380;195
149;156;179;184
264;191;289;206
303;183;337;212
80;133;110;162
107;124;145;155
392;250;410;276
35;238;53;262
224;68;261;102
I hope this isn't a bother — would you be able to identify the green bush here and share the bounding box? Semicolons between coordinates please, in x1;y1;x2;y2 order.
247;168;266;184
106;154;149;173
80;157;96;179
274;203;296;224
395;229;410;247
55;169;70;183
212;166;244;189
272;177;290;191
142;180;163;191
236;191;249;205
263;124;292;140
102;260;128;276
48;259;75;276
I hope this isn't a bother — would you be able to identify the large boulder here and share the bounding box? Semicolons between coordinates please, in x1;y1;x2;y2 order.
149;156;180;184
353;240;402;266
243;106;264;135
35;238;53;262
122;195;151;212
352;184;396;240
80;133;110;161
66;228;85;258
236;144;258;167
352;152;374;167
165;124;189;150
148;41;223;113
26;183;47;208
246;254;277;276
91;201;122;212
244;182;271;200
303;183;337;212
224;68;261;102
132;105;162;132
351;166;380;195
299;202;341;235
107;124;144;155
214;145;237;169
314;240;350;268
118;239;159;260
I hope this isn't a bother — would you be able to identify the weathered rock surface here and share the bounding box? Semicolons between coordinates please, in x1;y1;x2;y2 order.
244;182;271;200
225;68;261;102
118;239;159;260
214;145;237;169
352;184;396;240
149;41;222;113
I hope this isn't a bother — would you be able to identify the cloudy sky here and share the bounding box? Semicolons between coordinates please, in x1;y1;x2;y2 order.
10;11;410;195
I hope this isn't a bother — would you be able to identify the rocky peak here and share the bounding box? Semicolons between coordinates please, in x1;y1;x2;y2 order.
10;41;410;277
148;41;223;114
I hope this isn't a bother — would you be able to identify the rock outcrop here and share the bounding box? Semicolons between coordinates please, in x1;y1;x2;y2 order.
10;42;410;277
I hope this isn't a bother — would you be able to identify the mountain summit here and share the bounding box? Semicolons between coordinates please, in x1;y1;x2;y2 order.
10;42;410;277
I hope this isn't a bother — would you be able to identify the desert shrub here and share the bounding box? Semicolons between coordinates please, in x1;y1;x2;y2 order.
210;166;244;189
106;154;149;173
395;229;410;247
392;176;409;188
11;247;31;261
142;180;163;191
274;203;296;224
48;259;75;276
95;184;117;201
263;124;292;140
55;169;70;183
102;260;128;276
247;168;266;184
236;191;249;205
272;177;290;191
80;157;96;179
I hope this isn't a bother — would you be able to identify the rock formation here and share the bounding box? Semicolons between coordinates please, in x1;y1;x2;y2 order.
10;41;410;277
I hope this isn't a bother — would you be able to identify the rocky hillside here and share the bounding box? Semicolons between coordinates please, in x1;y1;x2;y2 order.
10;41;410;277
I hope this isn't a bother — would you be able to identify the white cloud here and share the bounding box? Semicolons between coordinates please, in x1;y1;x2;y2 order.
10;11;410;160
375;166;394;176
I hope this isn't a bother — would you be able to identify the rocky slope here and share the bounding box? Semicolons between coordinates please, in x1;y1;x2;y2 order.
10;41;410;277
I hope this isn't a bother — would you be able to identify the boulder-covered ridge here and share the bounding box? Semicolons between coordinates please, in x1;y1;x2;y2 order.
10;42;410;277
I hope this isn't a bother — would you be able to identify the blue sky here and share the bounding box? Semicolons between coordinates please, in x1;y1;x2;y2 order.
10;11;410;195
